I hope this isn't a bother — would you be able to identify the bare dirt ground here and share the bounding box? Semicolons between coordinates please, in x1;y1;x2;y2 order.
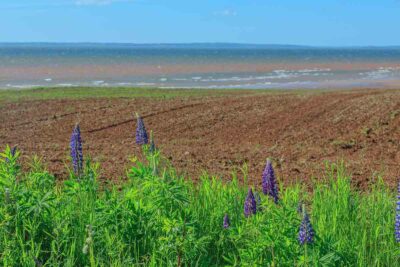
1;89;400;189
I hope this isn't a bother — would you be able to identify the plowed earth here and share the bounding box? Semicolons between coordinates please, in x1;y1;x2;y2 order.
1;89;400;189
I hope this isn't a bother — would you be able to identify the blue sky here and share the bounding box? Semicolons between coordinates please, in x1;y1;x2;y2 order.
1;0;400;46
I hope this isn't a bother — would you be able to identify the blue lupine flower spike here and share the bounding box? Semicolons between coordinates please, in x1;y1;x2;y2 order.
395;181;400;242
262;159;279;203
70;124;83;175
135;114;149;145
244;188;257;217
298;205;315;245
223;214;230;229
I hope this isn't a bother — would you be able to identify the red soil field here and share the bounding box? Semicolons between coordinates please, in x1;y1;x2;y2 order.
1;89;400;189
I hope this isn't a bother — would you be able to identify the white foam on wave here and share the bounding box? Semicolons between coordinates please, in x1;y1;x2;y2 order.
116;82;153;86
359;67;397;80
200;73;298;82
92;80;105;85
273;68;332;78
297;68;331;73
135;82;156;86
56;83;74;87
44;78;52;82
8;84;41;89
116;82;134;86
159;81;274;89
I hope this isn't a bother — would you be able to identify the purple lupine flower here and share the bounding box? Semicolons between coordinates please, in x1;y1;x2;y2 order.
262;159;279;203
244;188;257;217
135;115;148;145
223;214;230;229
70;124;83;175
395;181;400;242
298;210;315;245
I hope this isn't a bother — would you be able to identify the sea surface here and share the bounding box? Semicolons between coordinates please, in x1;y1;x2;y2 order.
1;43;400;89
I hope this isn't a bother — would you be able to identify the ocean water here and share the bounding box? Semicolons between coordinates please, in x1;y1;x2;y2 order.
1;43;400;89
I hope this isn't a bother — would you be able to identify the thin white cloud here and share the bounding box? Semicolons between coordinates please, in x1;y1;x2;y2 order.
75;0;133;6
214;9;237;17
0;2;68;9
0;1;133;9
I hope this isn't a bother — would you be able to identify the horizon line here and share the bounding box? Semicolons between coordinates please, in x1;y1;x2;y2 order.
1;42;400;48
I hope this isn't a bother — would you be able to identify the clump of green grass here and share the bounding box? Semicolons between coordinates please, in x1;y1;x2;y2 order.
0;145;399;266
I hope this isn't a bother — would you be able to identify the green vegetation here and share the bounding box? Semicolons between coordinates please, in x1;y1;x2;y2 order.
1;146;399;266
0;86;260;102
0;86;337;103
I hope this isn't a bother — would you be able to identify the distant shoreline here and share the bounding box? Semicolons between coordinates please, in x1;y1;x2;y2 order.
1;42;400;49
